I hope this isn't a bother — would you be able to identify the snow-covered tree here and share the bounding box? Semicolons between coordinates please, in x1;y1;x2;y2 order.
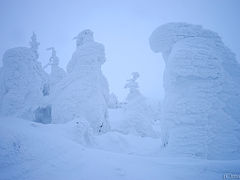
124;72;141;101
149;22;240;160
51;29;110;134
45;47;66;86
116;72;158;137
0;34;48;120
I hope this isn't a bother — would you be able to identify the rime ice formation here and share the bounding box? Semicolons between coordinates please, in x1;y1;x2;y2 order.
45;47;66;86
149;23;240;159
117;72;158;137
51;29;110;134
124;72;141;101
0;34;48;120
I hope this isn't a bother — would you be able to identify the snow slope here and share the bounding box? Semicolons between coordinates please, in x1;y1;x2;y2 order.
1;117;240;180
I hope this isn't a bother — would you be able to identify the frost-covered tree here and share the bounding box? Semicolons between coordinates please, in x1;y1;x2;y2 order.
45;47;66;86
124;72;141;101
117;72;158;137
51;29;110;134
0;33;48;120
149;23;240;160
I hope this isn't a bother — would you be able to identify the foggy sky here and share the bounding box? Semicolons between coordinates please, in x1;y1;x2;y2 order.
0;0;239;100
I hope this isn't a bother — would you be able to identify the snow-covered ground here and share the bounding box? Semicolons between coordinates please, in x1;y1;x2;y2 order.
1;115;240;180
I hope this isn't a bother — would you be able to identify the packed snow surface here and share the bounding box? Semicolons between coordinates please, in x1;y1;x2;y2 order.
1;117;240;180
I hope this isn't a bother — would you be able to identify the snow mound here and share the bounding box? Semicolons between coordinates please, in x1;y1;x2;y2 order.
149;22;240;160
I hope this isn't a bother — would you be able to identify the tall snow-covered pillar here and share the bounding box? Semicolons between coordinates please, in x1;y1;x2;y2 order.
149;23;240;160
51;29;110;134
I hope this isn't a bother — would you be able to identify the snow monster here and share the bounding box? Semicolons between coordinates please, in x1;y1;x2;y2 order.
0;33;48;120
51;29;110;134
149;23;240;160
